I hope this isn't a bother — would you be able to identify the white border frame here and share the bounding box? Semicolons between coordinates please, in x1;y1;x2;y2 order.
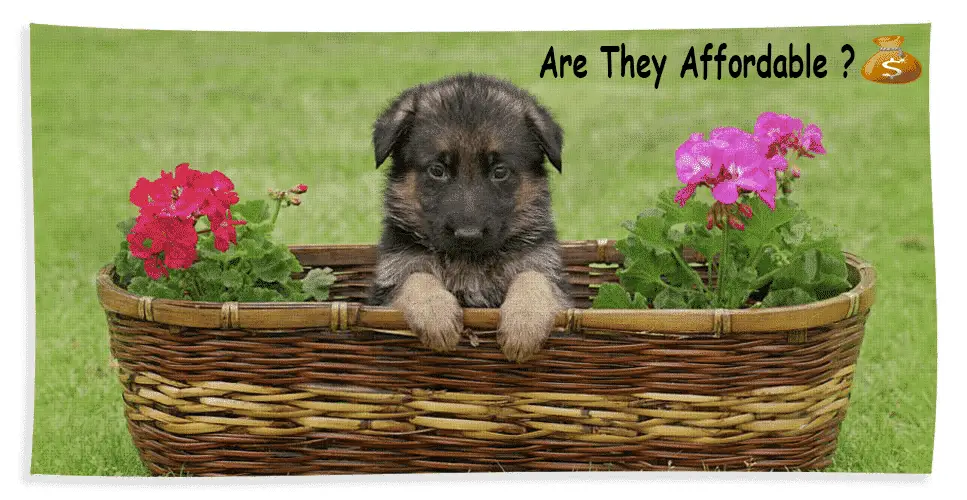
5;1;962;498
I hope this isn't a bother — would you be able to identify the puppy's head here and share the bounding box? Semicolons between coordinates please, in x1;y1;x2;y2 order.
373;74;563;256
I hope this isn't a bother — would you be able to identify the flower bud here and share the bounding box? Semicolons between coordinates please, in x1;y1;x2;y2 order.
790;166;801;178
290;183;308;194
706;212;715;230
728;215;745;231
737;203;754;219
289;195;301;206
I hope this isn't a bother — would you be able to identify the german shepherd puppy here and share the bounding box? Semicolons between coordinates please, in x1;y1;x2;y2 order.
368;74;570;363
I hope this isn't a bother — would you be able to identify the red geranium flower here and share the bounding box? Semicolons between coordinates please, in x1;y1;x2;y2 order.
208;207;246;252
127;214;200;278
126;163;244;279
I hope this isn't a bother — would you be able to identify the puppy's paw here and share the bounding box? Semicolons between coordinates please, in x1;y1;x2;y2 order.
393;272;463;352
497;271;565;363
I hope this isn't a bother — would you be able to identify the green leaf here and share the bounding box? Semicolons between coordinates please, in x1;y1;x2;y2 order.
680;225;719;264
235;200;270;224
252;259;293;283
817;248;848;279
113;246;144;286
607;189;716;308
638;207;666;220
592;283;633;309
280;279;309;302
718;260;759;309
773;249;820;290
686;292;712;309
128;276;184;300
802;248;819;283
221;269;245;289
592;283;649;309
233;201;275;237
250;244;303;284
243;220;276;236
616;248;680;298
181;260;228;301
196;232;234;262
191;259;223;282
613;236;639;261
237;235;270;257
627;208;676;253
741;197;798;251
237;286;284;302
653;288;688;309
601;186;849;311
762;287;816;307
814;276;853;300
302;267;337;301
780;220;808;246
626;188;713;255
813;249;853;299
656;187;712;228
117;217;137;236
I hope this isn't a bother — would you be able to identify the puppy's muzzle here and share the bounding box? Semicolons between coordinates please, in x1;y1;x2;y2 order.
450;225;484;243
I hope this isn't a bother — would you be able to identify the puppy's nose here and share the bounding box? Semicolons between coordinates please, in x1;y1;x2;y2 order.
452;226;483;242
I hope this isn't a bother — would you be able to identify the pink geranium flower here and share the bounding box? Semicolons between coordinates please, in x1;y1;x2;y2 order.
754;112;803;157
674;127;777;210
754;112;827;161
673;113;826;218
799;124;826;155
674;183;697;207
675;133;721;185
710;128;776;208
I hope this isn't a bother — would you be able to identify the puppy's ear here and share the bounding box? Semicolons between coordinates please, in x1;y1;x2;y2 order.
373;88;419;168
525;104;564;173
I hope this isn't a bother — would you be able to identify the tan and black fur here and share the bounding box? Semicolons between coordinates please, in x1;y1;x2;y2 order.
369;74;569;362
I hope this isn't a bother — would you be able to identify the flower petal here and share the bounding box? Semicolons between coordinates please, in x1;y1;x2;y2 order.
711;181;740;205
674;184;697;207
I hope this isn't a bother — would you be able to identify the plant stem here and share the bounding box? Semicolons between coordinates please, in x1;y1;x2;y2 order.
754;266;784;290
716;225;731;308
673;249;709;295
270;198;284;226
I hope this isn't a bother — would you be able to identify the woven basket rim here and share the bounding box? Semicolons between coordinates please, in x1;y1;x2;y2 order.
96;239;875;335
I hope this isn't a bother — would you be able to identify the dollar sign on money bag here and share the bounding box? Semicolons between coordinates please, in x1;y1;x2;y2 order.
861;35;923;84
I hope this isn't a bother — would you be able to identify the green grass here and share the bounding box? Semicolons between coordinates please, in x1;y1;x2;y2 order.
29;23;935;475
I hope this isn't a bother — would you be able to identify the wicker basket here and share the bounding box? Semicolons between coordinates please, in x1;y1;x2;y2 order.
97;239;875;475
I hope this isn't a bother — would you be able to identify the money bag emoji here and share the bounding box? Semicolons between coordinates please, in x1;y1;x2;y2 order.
861;35;923;84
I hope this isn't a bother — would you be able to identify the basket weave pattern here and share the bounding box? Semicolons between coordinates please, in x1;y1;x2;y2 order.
99;240;875;475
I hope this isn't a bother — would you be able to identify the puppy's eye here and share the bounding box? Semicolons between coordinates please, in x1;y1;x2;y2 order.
427;163;448;181
491;165;510;182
